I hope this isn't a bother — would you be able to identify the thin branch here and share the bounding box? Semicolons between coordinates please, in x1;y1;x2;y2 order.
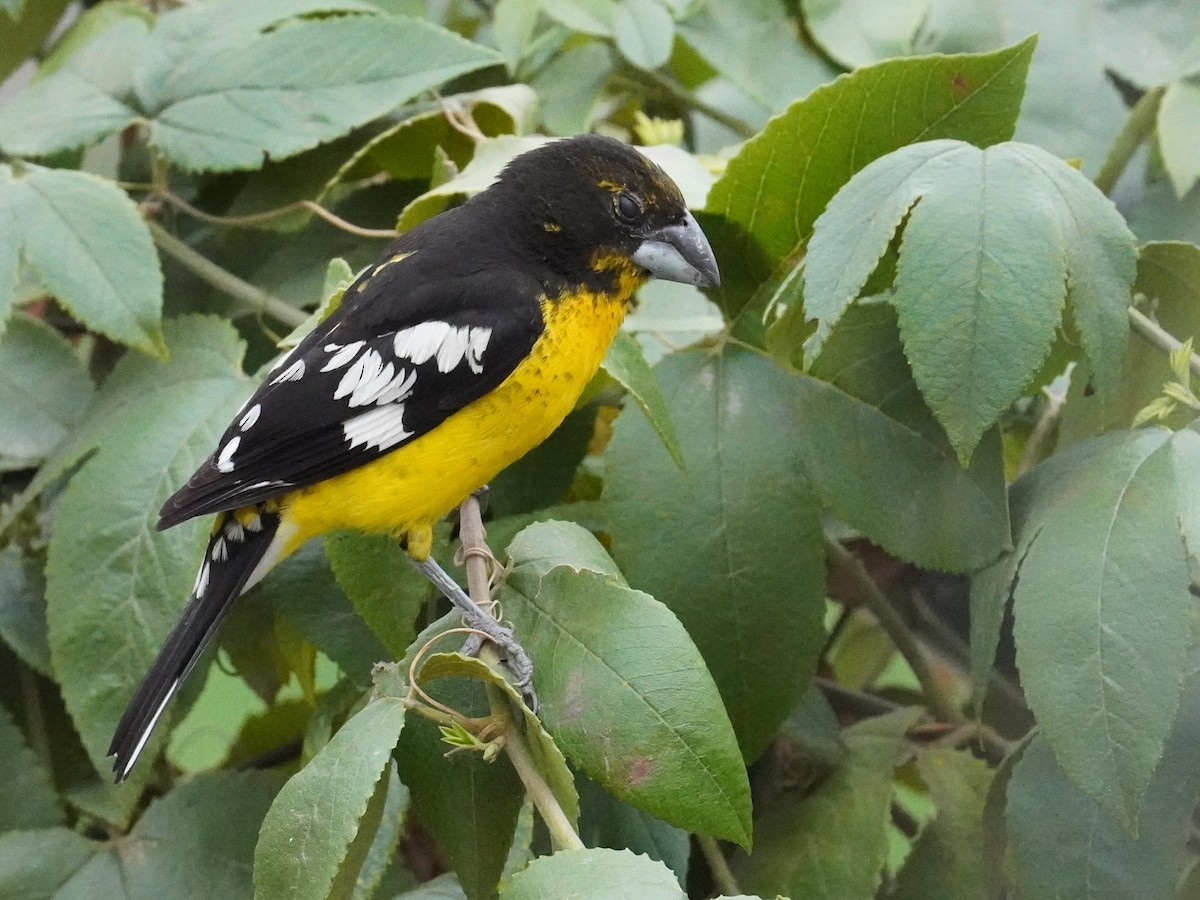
1094;86;1164;197
815;676;900;718
612;68;757;140
458;495;584;852
157;190;400;240
146;221;308;329
825;538;965;726
1129;306;1200;379
698;835;742;898
19;666;51;773
1018;385;1066;476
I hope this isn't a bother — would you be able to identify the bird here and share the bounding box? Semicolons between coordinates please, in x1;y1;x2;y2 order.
108;134;720;782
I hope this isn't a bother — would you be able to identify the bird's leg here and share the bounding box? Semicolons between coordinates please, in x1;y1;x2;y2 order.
409;554;536;704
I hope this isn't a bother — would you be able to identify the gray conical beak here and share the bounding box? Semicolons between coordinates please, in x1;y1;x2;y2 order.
631;211;721;288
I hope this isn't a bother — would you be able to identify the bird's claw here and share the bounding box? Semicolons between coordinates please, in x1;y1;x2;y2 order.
457;611;538;712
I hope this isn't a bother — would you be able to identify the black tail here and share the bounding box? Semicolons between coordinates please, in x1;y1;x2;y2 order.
108;507;281;781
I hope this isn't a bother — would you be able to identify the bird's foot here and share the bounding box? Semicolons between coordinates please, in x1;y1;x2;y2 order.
410;554;537;711
457;609;537;710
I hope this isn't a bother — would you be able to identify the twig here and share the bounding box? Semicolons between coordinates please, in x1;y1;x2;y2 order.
698;835;741;897
146;221;308;329
815;676;900;718
158;190;400;240
1094;86;1164;197
1128;306;1200;380
458;495;584;852
825;538;965;726
1017;386;1065;476
611;69;757;140
19;666;51;773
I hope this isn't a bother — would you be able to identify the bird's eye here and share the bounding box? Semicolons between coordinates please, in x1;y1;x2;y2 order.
615;192;641;223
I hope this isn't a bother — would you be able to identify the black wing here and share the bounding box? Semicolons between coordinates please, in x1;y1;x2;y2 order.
159;264;544;529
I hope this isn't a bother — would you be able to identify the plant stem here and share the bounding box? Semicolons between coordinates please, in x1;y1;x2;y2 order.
1128;306;1200;379
612;68;757;140
19;666;51;773
458;495;584;852
1094;86;1164;197
146;221;308;328
698;835;742;897
159;190;400;240
825;538;965;725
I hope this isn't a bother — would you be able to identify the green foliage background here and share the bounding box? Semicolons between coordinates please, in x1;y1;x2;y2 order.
2;0;1200;897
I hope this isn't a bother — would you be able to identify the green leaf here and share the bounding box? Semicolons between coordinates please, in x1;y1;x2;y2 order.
14;772;284;896
0;315;93;467
732;708;920;899
492;0;540;72
601;330;683;470
392;625;524;900
0;702;61;831
1007;654;1200;900
779;683;845;769
1008;428;1196;828
802;0;928;68
891;749;993;900
44;317;250;776
804;140;1135;461
538;0;615;36
677;0;837;114
316;84;537;207
1011;0;1200;176
0;165;165;357
121;771;284;896
704;37;1035;316
795;303;1011;571
0;72;138;158
1057;241;1200;443
0;546;51;674
530;42;612;136
613;0;674;70
0;0;69;84
255;692;407;900
0;828;98;898
251;540;393;684
576;775;690;887
325;531;428;659
0;314;246;534
605;344;826;760
499;520;753;847
349;764;408;900
1160;78;1200;199
399;135;547;230
501;848;684;900
139;8;501;171
968;540;1021;714
416;651;581;833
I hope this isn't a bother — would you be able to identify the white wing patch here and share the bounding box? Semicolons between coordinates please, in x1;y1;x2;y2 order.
322;341;365;372
392;322;451;365
239;404;261;431
342;404;414;451
216;436;241;473
335;349;384;402
271;359;305;385
393;322;492;374
193;560;211;598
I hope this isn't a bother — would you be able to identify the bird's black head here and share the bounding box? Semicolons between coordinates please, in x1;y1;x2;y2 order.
485;134;720;292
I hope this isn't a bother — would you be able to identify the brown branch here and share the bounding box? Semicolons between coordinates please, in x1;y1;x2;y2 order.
825;538;965;726
157;190;400;240
458;495;583;852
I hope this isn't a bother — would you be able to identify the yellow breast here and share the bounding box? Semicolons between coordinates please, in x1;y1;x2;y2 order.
279;281;636;550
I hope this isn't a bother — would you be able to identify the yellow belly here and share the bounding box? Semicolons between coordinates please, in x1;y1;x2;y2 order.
279;286;633;552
